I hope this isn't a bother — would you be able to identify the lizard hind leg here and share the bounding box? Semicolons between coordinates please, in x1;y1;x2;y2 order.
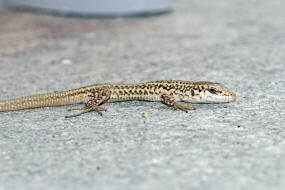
65;88;111;118
161;94;196;112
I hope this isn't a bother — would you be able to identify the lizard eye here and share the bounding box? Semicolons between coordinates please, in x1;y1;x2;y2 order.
209;88;217;94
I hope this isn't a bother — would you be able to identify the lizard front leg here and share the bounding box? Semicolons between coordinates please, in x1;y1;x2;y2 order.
161;94;196;112
65;88;111;118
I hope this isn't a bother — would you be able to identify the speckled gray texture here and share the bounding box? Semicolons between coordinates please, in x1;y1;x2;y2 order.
0;0;284;190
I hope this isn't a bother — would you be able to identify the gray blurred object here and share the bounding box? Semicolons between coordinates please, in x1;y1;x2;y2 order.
1;0;172;16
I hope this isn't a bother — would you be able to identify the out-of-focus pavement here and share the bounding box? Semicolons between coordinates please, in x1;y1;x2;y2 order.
0;0;284;189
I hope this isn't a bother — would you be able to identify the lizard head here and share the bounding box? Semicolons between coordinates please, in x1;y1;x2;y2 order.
185;82;236;103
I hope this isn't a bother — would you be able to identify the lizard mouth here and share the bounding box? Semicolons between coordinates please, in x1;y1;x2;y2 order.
222;94;236;103
229;93;236;102
204;94;236;103
226;91;236;103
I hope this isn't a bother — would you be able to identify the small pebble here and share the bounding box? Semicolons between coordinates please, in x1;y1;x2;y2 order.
60;58;73;65
142;112;148;118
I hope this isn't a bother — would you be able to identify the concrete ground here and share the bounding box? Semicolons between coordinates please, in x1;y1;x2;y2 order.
0;0;284;189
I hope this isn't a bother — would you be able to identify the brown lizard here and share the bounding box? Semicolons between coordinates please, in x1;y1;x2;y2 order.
0;80;236;118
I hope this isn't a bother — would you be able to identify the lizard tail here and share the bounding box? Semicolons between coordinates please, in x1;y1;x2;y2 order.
0;90;85;112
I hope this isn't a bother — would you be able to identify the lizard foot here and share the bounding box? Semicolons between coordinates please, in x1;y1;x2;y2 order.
161;93;196;113
173;104;196;112
65;105;107;118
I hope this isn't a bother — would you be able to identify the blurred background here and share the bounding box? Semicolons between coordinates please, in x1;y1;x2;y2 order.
1;0;173;16
0;0;284;190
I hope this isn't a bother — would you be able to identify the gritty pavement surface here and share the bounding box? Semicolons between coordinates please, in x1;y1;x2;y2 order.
0;0;284;189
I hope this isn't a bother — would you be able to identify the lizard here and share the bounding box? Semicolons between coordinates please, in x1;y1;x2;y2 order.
0;80;236;118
